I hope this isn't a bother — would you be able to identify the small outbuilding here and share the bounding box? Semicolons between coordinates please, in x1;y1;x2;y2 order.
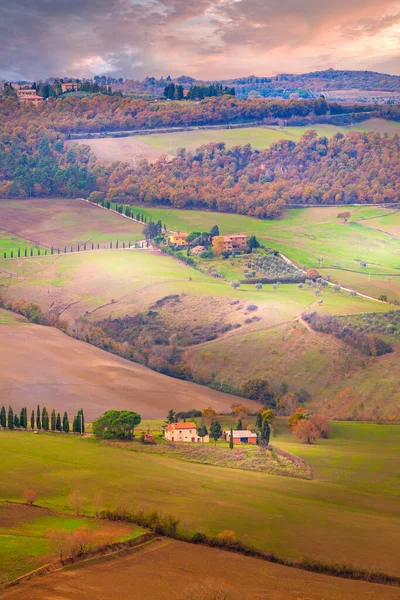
225;430;258;445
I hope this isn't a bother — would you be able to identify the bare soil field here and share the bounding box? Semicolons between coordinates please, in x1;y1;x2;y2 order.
0;323;255;419
67;136;173;163
0;198;142;248
3;538;399;600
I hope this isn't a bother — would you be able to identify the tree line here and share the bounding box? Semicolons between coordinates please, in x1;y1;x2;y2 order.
1;123;399;215
1;404;84;433
163;83;235;101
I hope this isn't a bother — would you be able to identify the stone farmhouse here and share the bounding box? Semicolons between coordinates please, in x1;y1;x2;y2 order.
213;234;248;253
165;422;209;443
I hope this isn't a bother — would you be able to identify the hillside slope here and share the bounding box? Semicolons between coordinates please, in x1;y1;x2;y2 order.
0;322;256;419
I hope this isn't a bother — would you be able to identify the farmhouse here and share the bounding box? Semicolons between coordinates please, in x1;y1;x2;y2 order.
225;430;258;445
165;422;209;443
168;232;189;247
213;234;248;254
16;89;43;104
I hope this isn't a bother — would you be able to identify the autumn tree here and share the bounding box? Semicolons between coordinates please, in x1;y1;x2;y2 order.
293;420;318;444
202;407;217;426
23;489;37;505
337;211;351;223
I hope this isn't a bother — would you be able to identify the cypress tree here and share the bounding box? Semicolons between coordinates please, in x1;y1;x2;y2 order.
63;412;70;433
64;246;67;253
24;248;27;257
0;406;6;427
43;411;49;431
42;406;46;424
255;412;262;429
116;240;119;249
20;408;25;428
84;243;86;251
58;248;60;254
38;248;40;256
76;412;82;434
77;244;80;252
30;248;33;256
10;251;13;258
91;243;94;250
51;409;56;431
260;421;270;447
56;413;62;431
18;248;20;258
14;414;19;428
79;409;85;433
51;247;53;255
31;409;35;429
23;407;28;429
3;252;5;259
72;416;77;433
45;249;47;255
110;241;112;249
36;404;41;429
229;428;234;449
237;418;243;430
8;406;14;429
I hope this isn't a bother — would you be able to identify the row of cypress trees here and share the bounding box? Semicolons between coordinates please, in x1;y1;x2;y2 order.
0;404;85;434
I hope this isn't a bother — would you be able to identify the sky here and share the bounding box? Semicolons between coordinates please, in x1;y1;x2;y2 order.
1;0;400;80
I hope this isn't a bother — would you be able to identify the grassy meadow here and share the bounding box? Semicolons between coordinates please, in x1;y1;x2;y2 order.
130;205;400;299
0;502;143;581
0;423;400;578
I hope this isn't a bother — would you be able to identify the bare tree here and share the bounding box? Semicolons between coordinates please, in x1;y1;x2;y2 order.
48;529;71;563
69;491;84;516
93;491;102;518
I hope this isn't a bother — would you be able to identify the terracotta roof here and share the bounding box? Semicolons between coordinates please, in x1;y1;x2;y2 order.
223;234;247;240
172;232;188;238
166;421;197;430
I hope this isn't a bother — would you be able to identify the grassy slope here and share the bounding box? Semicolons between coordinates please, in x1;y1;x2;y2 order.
0;249;390;321
0;426;399;576
0;233;44;255
0;503;143;581
130;205;400;297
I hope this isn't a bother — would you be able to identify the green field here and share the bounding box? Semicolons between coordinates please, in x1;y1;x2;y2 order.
0;502;143;581
1;423;399;577
0;233;44;256
130;205;400;299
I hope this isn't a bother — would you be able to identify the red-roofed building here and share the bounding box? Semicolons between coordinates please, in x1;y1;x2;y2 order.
165;421;209;443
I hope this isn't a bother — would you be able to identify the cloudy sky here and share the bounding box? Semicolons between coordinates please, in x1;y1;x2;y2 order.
1;0;400;80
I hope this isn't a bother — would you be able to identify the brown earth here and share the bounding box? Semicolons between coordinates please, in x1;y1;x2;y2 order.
0;198;142;248
3;538;399;600
67;137;173;163
0;323;258;419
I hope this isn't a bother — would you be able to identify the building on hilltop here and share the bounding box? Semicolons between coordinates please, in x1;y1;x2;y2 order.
224;430;258;445
61;82;81;93
168;232;189;247
165;421;209;443
16;89;43;105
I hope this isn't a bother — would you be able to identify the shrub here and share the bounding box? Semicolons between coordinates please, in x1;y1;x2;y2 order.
23;489;37;505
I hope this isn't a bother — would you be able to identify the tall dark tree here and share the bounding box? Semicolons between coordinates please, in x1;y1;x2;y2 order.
14;414;20;428
229;427;234;449
31;409;35;430
42;409;49;431
237;418;243;431
8;406;14;429
0;406;6;428
210;420;222;448
56;413;62;432
20;408;25;428
36;404;41;430
51;409;56;431
209;225;220;237
260;421;271;447
63;411;70;433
